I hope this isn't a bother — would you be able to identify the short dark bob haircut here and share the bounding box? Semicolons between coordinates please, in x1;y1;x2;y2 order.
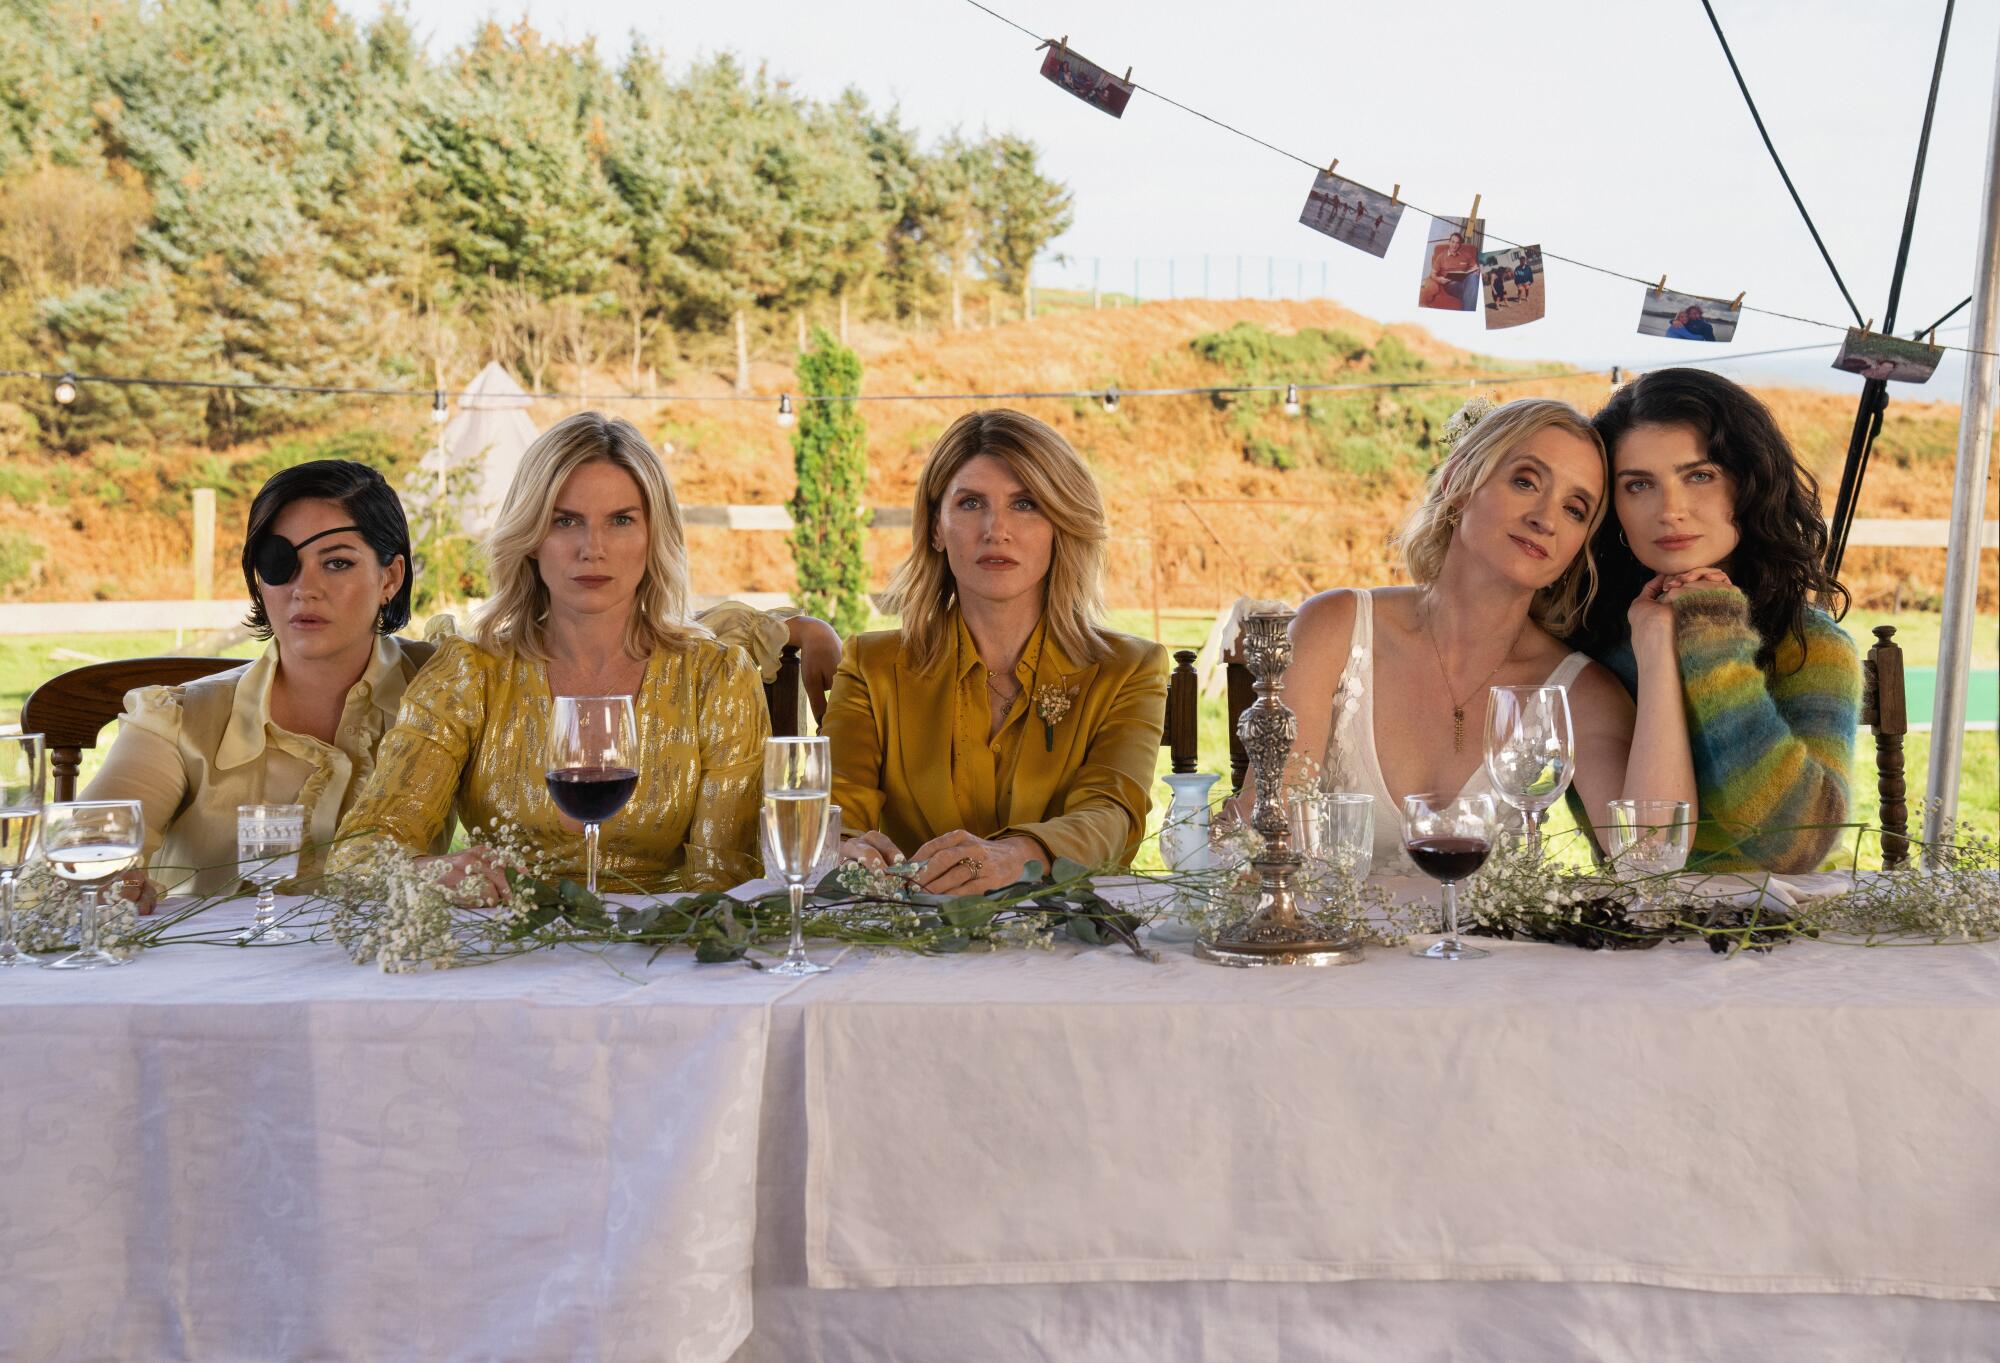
241;459;413;640
1576;367;1848;670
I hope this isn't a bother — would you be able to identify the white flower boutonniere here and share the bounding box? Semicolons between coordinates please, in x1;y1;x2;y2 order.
1034;680;1079;752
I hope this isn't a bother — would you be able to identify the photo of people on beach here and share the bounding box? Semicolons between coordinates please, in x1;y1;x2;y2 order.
1636;287;1741;343
1482;245;1544;329
1417;215;1485;312
1831;328;1944;384
1298;171;1405;259
1037;44;1134;118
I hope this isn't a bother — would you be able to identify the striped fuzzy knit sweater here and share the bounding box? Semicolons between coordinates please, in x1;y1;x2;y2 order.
1600;586;1861;874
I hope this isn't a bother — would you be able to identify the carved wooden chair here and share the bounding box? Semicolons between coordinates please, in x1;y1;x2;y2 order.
1861;625;1909;868
1161;649;1200;773
22;657;242;802
765;644;808;738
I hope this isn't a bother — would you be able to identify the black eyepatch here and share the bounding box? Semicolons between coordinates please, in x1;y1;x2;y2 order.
253;525;363;586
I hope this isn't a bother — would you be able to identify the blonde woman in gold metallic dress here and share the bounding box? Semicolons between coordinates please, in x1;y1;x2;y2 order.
333;412;768;896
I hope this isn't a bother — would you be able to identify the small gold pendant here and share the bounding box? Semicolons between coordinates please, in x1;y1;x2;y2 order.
1452;706;1465;752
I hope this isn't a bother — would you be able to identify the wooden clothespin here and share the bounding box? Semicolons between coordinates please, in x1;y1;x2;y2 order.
1862;318;1875;334
1729;291;1745;311
1324;158;1339;178
1653;275;1668;296
1927;327;1938;345
1060;34;1069;51
1121;66;1132;83
1466;194;1482;229
1390;184;1401;206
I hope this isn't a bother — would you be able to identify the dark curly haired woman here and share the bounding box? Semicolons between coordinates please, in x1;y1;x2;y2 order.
1573;368;1861;873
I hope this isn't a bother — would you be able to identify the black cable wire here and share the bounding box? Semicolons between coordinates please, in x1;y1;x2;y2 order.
1826;0;1957;580
1914;295;1972;341
1699;0;1865;328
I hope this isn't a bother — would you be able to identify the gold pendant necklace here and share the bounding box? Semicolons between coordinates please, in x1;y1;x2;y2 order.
1423;599;1526;752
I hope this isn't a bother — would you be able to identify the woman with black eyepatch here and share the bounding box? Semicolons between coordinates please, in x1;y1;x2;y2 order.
83;459;446;905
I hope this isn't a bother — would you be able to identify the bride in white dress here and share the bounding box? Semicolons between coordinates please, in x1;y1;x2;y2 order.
1273;397;1697;872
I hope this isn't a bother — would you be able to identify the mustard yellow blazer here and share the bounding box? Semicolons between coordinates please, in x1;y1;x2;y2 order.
824;615;1168;869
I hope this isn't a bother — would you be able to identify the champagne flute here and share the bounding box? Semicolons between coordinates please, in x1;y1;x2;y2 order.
1323;792;1374;881
236;803;304;943
0;732;45;966
1606;799;1694;927
762;736;832;977
42;800;143;971
1484;685;1574;862
545;695;638;898
1403;792;1498;961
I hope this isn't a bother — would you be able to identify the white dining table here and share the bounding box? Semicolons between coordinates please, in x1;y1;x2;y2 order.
4;878;1997;1363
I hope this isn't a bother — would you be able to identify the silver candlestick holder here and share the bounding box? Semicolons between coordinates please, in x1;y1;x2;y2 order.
1196;606;1367;968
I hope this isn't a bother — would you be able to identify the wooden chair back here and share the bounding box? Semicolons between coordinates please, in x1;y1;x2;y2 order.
21;657;242;802
1225;650;1254;794
1161;649;1199;773
1860;625;1909;868
765;644;807;738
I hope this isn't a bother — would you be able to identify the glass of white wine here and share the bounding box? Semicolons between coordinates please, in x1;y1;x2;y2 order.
236;803;305;943
0;732;45;966
762;736;832;978
42;800;143;971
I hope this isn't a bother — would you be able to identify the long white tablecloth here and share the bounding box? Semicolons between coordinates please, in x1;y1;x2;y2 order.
0;900;794;1363
6;881;1999;1362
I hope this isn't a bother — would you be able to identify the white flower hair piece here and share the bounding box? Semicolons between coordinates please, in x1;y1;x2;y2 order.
1437;395;1500;461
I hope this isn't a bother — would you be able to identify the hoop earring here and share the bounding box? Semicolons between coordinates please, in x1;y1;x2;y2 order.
1617;530;1629;548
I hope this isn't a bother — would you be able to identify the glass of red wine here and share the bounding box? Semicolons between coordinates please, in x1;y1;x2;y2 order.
545;695;638;898
1402;791;1498;961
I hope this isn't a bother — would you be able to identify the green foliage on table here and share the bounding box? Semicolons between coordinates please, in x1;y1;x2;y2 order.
789;330;870;636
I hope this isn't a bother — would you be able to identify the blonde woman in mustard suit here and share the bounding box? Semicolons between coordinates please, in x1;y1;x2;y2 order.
824;410;1168;895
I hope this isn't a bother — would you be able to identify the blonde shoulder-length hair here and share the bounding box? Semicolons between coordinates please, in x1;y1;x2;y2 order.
1394;397;1608;637
885;409;1110;673
472;411;701;661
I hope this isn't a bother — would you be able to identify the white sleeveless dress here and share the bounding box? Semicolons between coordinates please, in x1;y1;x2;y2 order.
1319;591;1590;874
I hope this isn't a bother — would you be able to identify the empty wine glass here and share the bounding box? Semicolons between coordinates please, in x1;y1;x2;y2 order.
0;732;45;966
1323;792;1374;881
1606;799;1694;926
1484;685;1574;861
1402;792;1498;961
236;803;304;943
42;800;143;971
762;736;832;977
545;695;638;898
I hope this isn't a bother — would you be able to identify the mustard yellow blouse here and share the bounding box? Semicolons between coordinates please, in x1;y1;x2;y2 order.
331;633;769;892
824;611;1169;868
80;635;442;894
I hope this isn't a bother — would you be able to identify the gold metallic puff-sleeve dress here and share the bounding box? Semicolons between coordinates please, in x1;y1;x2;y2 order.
332;633;770;891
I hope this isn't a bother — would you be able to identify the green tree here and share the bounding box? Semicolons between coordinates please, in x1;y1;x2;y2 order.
788;328;868;635
975;134;1073;319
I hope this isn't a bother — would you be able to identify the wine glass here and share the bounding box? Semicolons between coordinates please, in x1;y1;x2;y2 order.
41;800;144;971
762;736;832;978
0;732;45;966
1606;799;1694;926
236;803;304;943
1484;685;1574;862
765;802;842;886
545;695;638;898
1402;792;1498;961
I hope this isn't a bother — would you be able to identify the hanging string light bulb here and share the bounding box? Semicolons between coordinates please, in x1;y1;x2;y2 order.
1283;383;1301;417
1101;388;1120;414
777;393;796;427
52;372;78;406
430;388;448;424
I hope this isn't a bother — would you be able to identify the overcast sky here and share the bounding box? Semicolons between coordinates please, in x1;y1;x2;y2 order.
350;0;2000;394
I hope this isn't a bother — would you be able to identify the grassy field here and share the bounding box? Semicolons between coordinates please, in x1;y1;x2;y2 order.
6;607;1993;868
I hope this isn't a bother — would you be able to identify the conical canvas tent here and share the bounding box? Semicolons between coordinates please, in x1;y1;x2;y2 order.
432;362;539;535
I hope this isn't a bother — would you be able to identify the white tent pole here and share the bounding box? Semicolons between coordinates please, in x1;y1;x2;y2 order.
1925;19;2000;852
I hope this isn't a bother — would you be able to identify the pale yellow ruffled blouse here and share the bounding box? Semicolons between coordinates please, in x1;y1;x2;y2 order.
332;632;769;892
80;634;443;894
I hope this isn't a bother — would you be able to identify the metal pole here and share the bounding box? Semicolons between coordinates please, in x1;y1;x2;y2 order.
1092;257;1101;309
1925;18;2000;845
